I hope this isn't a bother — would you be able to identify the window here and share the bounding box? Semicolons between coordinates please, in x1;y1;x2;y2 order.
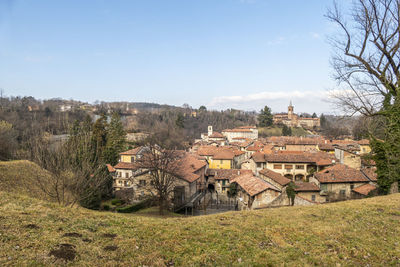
139;180;146;186
222;180;226;186
273;164;282;169
284;164;293;170
125;172;129;178
340;190;346;196
257;163;262;168
295;165;304;170
350;184;354;190
311;195;316;201
131;156;135;163
220;160;224;164
320;184;327;192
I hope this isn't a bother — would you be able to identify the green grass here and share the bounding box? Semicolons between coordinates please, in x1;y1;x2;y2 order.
258;126;309;137
0;190;399;266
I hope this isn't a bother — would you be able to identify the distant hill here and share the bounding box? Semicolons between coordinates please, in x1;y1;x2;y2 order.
0;186;399;265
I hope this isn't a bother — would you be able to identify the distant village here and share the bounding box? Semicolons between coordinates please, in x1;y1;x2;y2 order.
107;103;377;214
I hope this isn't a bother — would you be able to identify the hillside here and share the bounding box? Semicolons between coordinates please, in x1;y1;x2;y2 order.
0;190;399;266
0;160;53;201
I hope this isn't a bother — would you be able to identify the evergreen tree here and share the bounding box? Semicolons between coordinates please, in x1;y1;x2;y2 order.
175;113;185;128
104;112;126;165
282;125;292;136
312;112;317;118
258;105;273;127
92;114;108;156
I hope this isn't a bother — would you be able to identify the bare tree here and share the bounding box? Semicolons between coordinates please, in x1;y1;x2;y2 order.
135;145;183;215
326;0;400;192
327;0;400;115
30;131;111;208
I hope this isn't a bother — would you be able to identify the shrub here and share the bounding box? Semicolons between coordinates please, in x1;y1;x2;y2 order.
111;199;125;206
102;204;110;211
116;198;153;213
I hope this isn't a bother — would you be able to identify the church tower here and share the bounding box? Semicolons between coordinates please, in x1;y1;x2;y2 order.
288;101;294;119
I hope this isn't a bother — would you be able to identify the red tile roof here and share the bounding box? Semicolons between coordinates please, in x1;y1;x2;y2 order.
252;152;266;163
209;132;225;138
114;162;138;170
259;169;290;186
352;184;377;196
361;167;377;182
175;153;207;183
119;147;142;155
207;169;253;181
294;181;320;192
315;164;370;183
232;174;280;196
106;164;116;172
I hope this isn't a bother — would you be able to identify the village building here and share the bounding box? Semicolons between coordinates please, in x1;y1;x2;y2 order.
334;145;362;170
310;164;373;201
111;148;208;205
206;169;253;200
231;174;280;210
259;168;291;190
221;126;258;142
248;151;334;180
273;102;320;129
196;145;246;169
200;126;227;145
294;181;326;203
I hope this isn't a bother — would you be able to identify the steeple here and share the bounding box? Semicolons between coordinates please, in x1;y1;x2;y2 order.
288;101;294;119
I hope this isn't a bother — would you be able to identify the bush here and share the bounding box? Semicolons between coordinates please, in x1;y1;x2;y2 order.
102;204;110;211
111;199;125;206
116;198;153;213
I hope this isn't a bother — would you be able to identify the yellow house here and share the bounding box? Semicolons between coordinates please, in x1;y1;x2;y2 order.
358;139;371;154
119;147;147;163
208;149;246;169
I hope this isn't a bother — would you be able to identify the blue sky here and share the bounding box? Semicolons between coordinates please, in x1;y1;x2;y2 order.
0;0;345;114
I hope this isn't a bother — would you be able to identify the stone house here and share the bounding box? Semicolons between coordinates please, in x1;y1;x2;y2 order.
294;181;326;203
111;149;208;205
231;174;280;210
258;168;290;190
206;169;253;200
310;164;372;201
334;145;362;170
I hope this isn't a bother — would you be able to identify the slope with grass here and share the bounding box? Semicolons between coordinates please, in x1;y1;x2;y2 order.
0;160;53;201
1;190;399;266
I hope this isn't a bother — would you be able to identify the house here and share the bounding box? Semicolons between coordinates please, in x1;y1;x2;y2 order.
221;126;258;142
273;102;320;129
259;169;290;190
111;148;208;205
206;169;253;200
249;151;334;180
196;146;246;169
200;126;227;145
294;181;326;203
334;145;362;170
310;164;371;201
352;184;377;199
357;139;372;154
231;174;280;210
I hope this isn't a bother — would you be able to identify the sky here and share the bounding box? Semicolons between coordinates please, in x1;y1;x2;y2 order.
0;0;347;114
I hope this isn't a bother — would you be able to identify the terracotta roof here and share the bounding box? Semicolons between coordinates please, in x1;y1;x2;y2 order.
175;153;207;183
294;181;320;192
206;169;253;181
197;146;219;156
259;169;290;186
357;139;370;145
361;167;377;182
106;164;116;172
120;147;142;155
209;132;225;138
237;126;257;129
114;162;138;170
252;152;266;163
352;184;377;196
315;164;370;183
318;144;335;151
232;174;280;196
213;150;235;160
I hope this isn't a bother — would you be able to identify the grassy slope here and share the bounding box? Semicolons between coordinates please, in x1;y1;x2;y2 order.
258;126;309;137
1;190;400;266
0;160;53;201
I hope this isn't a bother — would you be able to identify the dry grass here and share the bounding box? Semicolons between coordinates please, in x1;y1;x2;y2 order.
1;189;400;266
0;160;53;201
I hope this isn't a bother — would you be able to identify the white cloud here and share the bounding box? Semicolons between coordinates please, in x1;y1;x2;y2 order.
266;36;285;46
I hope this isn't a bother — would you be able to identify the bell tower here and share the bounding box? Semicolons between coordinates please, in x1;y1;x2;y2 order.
208;125;213;136
288;101;294;119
